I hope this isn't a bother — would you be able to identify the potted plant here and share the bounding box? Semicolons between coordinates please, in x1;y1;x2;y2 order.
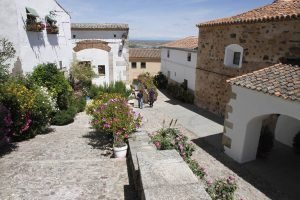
90;97;142;158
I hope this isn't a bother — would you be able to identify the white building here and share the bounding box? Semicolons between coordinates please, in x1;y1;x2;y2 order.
224;63;300;163
0;0;72;74
71;23;129;86
161;36;198;91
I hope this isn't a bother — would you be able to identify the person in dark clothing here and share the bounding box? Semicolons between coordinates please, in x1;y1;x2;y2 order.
148;88;155;108
137;90;144;109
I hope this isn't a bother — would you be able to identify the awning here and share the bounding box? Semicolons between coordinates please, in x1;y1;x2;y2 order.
26;7;39;17
46;15;57;23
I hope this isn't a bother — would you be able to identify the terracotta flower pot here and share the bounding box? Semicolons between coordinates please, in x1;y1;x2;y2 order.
113;143;128;158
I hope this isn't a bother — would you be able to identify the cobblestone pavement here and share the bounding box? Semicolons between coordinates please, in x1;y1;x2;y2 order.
0;113;136;200
133;90;293;200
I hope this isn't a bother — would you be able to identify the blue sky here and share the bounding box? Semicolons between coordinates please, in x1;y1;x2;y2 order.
58;0;273;40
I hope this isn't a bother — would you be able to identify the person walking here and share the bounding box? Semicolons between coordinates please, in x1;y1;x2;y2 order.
137;90;144;109
148;88;155;108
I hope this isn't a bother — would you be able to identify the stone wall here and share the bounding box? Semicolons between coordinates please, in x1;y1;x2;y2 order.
195;20;300;115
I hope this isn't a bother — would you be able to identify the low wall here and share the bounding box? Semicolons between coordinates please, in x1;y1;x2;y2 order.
128;131;211;200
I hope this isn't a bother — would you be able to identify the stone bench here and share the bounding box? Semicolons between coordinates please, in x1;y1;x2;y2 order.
128;131;211;200
137;150;211;200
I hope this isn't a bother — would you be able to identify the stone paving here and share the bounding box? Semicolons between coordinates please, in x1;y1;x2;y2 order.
0;113;136;200
134;90;294;200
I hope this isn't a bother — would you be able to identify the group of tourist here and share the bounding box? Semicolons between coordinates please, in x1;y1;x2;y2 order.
136;88;156;109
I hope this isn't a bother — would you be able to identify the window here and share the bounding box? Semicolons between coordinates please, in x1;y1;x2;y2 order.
233;52;241;65
187;53;191;62
114;34;117;38
98;65;105;75
131;62;137;69
167;71;171;79
224;44;243;68
167;50;170;58
141;62;146;69
73;35;76;39
59;61;63;69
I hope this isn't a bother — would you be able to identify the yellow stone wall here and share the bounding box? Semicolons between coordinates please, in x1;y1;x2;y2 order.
195;20;300;116
128;61;161;82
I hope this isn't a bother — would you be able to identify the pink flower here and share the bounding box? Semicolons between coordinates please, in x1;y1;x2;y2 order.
102;118;106;122
124;134;129;139
178;143;183;152
103;124;110;128
206;179;213;185
154;141;161;149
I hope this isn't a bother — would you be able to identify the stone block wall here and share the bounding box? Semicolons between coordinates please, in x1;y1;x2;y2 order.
195;20;300;115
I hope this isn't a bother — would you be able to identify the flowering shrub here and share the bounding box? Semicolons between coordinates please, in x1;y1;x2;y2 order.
89;97;142;147
206;176;238;200
150;128;194;160
0;82;36;139
86;93;123;115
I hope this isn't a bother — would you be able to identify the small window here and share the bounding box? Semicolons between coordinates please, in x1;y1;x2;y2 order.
73;35;76;39
233;52;241;65
132;62;137;69
114;34;117;38
141;62;146;69
187;53;191;62
167;71;171;78
59;61;63;69
174;72;176;77
98;65;105;75
167;50;170;58
224;44;243;68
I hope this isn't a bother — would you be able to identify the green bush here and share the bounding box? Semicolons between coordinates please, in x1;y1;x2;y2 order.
166;83;194;103
29;63;73;110
51;110;75;126
88;81;131;99
293;131;300;155
153;72;168;89
0;38;16;83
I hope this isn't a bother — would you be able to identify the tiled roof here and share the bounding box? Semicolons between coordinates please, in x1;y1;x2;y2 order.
198;0;300;27
228;63;300;102
71;23;129;30
129;48;160;59
162;36;198;50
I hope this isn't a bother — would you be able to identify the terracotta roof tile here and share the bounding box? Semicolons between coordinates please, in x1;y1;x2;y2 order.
198;0;300;27
162;36;198;50
228;63;300;102
71;23;129;30
129;48;161;59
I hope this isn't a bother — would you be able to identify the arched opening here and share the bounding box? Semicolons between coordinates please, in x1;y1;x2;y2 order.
224;44;243;68
242;114;300;199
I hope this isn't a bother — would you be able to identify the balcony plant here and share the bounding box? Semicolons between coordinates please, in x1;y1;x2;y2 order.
26;20;45;32
90;97;142;158
46;13;59;34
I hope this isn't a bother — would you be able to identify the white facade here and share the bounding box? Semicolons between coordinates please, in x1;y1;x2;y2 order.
161;48;197;91
72;28;129;86
224;86;300;163
0;0;72;73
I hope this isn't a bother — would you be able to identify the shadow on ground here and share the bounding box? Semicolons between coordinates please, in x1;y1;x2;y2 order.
83;131;113;157
0;143;18;158
193;136;300;200
124;158;138;200
159;89;224;125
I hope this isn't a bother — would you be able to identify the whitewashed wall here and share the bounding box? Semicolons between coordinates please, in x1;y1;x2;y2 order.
75;48;109;86
224;86;300;163
0;0;72;73
72;29;129;84
161;48;197;91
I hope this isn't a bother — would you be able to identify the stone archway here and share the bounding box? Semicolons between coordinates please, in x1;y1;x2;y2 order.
73;40;111;52
223;86;300;163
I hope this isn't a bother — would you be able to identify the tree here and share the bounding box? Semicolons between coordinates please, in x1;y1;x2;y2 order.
0;38;16;82
70;60;95;91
